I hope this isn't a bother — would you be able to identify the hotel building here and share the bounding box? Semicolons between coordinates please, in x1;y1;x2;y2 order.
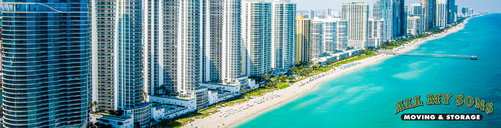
342;0;369;49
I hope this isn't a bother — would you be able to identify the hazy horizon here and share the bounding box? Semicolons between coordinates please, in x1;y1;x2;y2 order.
270;0;500;12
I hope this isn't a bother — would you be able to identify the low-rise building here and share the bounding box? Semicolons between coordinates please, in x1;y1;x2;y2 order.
311;49;361;66
90;111;134;128
150;96;197;112
151;103;190;121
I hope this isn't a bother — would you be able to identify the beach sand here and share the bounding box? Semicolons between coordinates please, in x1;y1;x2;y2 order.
182;18;470;128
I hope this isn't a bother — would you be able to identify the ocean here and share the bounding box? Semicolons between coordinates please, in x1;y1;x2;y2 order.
237;14;501;128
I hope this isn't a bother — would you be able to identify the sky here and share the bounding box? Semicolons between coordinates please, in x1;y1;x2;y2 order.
272;0;501;13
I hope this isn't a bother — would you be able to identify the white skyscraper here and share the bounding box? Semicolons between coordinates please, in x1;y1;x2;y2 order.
436;0;448;29
378;0;394;42
271;0;297;71
336;20;349;50
342;0;369;49
92;0;151;125
242;0;272;76
368;19;384;48
199;0;248;88
311;17;348;54
311;20;323;59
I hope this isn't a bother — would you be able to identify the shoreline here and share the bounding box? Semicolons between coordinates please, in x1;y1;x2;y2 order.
182;17;471;128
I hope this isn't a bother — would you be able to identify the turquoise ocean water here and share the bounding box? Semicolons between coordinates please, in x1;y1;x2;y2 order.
238;14;501;128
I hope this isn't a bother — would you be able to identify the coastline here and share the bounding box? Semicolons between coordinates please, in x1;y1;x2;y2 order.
182;17;471;128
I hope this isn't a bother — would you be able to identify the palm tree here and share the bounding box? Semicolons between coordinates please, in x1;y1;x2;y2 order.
92;101;98;112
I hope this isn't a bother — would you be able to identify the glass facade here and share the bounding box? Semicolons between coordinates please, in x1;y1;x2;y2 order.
1;0;91;127
392;0;406;38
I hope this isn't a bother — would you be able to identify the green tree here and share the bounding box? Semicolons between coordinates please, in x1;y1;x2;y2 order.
267;79;279;88
278;75;287;82
160;119;173;126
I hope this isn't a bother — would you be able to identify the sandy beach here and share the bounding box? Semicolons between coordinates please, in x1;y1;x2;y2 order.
182;18;471;128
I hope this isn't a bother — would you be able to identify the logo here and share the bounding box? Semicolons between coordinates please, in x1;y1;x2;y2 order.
395;94;494;121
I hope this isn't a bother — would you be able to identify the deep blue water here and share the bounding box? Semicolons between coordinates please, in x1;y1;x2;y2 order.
238;14;501;128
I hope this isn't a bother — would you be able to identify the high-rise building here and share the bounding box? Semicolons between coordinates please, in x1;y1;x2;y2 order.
311;18;348;53
296;15;312;64
311;20;323;59
199;0;248;88
407;16;421;35
455;5;458;18
422;0;436;30
322;20;337;53
309;9;316;19
91;0;115;112
409;3;426;33
323;19;343;52
242;0;272;76
1;0;91;127
326;8;332;16
436;0;448;29
373;0;383;20
144;0;204;100
393;0;406;38
336;20;349;50
447;0;456;24
272;0;297;71
461;7;469;17
92;0;151;126
377;0;393;41
368;19;384;48
342;0;369;49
